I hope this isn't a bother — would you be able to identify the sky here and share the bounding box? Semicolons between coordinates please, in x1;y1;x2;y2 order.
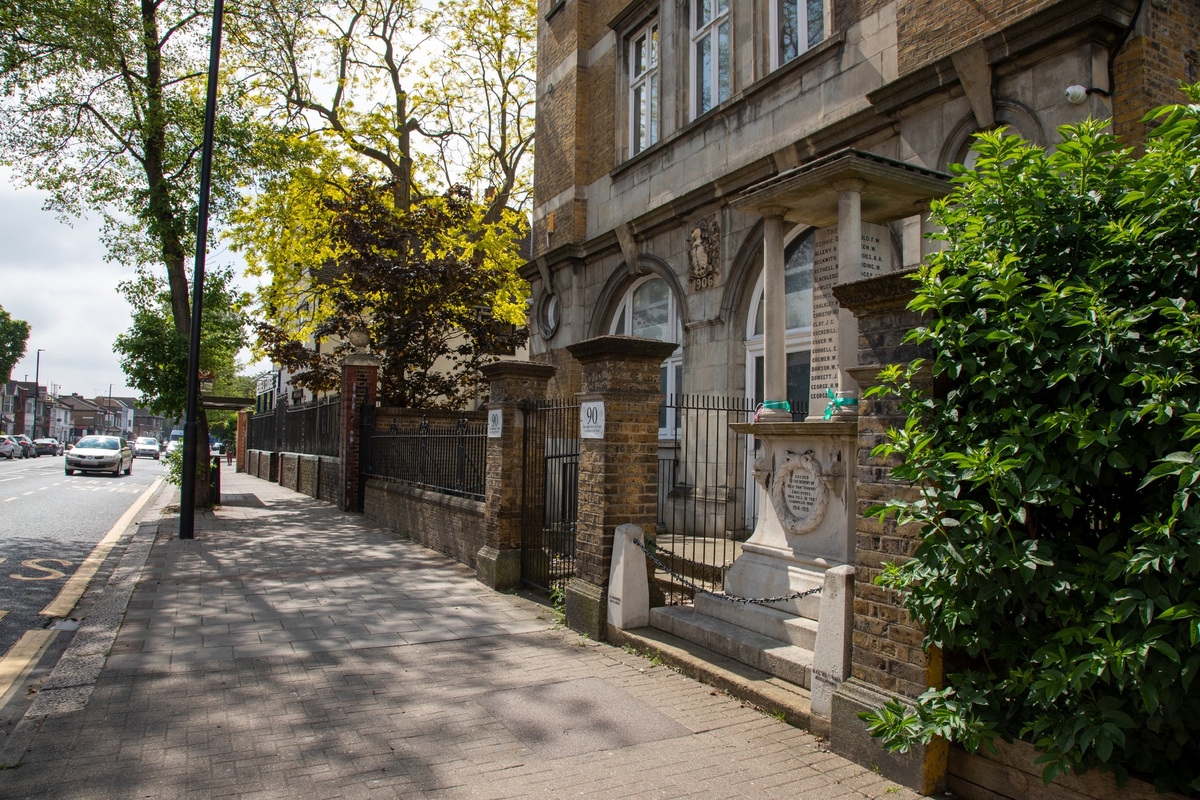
0;170;264;402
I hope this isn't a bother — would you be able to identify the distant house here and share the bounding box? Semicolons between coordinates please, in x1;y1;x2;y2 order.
61;395;119;439
95;397;138;438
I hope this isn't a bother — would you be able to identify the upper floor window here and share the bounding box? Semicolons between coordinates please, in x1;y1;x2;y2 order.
692;0;730;117
776;0;824;68
630;20;660;154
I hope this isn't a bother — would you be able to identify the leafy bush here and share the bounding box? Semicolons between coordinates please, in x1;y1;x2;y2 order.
164;447;184;487
860;89;1200;794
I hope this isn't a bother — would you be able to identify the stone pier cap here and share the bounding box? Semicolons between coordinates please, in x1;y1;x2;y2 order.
731;149;950;226
567;335;680;393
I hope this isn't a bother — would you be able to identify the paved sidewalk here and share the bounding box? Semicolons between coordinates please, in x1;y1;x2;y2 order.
0;472;919;799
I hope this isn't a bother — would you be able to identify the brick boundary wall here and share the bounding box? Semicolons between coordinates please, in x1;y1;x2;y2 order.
280;454;300;491
247;450;278;483
364;479;485;569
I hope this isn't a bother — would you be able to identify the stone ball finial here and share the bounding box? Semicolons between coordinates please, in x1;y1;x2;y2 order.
347;327;370;349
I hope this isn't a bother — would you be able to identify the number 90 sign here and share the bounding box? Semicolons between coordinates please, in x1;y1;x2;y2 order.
580;401;605;439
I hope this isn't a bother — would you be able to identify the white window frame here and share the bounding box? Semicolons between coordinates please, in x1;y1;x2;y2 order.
629;19;661;155
610;275;684;437
690;0;731;118
769;0;828;71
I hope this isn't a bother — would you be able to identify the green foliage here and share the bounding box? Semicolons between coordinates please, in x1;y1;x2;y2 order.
163;446;184;487
114;269;249;418
0;305;30;384
860;88;1200;795
253;176;527;408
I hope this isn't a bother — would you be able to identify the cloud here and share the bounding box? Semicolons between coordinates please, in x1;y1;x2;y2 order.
0;174;267;401
0;180;137;397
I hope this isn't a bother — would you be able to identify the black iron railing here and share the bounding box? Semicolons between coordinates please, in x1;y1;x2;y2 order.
520;397;580;593
281;396;341;457
247;407;276;452
368;415;487;500
653;395;808;604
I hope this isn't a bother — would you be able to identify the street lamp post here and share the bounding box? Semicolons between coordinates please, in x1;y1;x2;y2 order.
179;0;226;540
33;349;44;439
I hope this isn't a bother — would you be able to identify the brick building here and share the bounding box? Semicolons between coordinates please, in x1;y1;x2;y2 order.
527;0;1197;792
526;0;1197;400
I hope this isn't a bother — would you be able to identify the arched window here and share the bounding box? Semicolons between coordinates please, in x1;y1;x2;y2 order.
745;228;813;417
610;275;683;435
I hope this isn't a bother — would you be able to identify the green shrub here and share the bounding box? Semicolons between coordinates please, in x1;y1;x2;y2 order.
164;447;184;486
861;88;1200;795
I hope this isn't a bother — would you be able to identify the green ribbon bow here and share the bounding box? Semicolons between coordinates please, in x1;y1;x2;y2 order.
823;388;859;420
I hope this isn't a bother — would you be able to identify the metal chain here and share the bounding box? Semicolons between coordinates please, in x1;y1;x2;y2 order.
632;539;821;606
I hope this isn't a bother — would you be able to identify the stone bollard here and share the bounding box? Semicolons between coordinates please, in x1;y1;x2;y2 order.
811;564;855;718
607;524;650;630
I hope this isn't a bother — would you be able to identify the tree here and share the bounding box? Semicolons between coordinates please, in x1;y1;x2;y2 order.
233;0;423;209
230;0;536;404
860;90;1200;794
0;0;271;503
0;305;31;384
411;0;536;218
256;176;526;407
114;269;248;419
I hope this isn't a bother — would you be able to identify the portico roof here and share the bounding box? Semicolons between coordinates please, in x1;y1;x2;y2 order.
732;148;951;226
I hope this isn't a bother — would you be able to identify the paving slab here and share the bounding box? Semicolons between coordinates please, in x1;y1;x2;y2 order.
0;471;920;799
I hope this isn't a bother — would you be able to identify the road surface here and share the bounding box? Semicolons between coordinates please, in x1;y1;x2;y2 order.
0;453;166;656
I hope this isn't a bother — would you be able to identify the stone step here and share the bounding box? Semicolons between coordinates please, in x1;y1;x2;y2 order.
649;606;813;689
695;594;819;650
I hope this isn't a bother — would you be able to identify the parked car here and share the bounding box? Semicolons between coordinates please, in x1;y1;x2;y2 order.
64;436;133;476
14;435;37;458
133;437;160;459
0;436;20;459
33;438;62;456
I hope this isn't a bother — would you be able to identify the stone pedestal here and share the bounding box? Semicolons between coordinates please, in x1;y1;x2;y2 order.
724;421;857;612
564;335;679;640
477;361;557;591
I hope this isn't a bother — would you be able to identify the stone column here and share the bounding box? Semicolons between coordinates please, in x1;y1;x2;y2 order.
760;207;790;421
338;352;379;512
565;335;678;639
836;179;865;400
477;361;557;591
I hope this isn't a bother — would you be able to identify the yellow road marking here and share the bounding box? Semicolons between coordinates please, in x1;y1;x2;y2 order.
11;559;72;581
0;630;58;701
0;611;8;622
40;477;163;619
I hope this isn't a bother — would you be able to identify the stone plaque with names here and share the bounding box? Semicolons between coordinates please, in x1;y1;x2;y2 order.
809;223;895;408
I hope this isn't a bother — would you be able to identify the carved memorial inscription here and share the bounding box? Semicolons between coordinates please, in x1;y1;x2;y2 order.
783;467;820;520
770;450;830;536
